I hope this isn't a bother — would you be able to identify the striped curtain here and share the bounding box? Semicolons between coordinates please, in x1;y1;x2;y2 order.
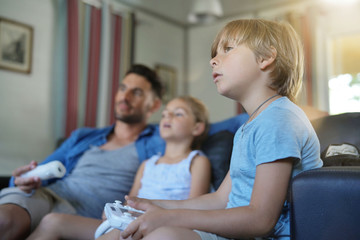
54;0;135;138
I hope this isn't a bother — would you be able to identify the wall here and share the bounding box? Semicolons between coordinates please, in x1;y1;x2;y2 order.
133;10;185;123
0;0;56;175
0;0;186;175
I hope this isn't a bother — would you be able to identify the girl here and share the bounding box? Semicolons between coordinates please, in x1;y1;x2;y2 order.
27;96;211;240
103;19;323;240
129;96;211;201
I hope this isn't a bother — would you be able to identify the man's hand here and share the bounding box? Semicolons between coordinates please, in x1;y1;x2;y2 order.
12;160;42;193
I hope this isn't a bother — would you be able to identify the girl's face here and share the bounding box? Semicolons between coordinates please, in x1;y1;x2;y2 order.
210;41;263;101
160;99;198;142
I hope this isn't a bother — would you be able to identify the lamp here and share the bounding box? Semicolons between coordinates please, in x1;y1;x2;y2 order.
188;0;223;24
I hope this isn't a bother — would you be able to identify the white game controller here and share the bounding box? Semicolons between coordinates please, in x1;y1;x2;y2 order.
21;160;66;180
94;200;144;239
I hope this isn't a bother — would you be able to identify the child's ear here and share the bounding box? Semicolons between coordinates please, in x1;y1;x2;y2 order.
192;122;206;137
259;46;277;70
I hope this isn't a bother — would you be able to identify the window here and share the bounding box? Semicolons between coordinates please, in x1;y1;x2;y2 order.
328;34;360;114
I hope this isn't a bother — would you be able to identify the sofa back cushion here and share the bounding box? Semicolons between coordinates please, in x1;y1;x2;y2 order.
202;130;234;190
311;112;360;153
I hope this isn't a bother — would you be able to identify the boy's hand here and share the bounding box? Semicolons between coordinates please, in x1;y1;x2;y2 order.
12;160;41;193
123;195;168;239
121;208;172;240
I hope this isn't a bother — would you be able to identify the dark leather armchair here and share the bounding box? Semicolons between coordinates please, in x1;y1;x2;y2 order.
290;112;360;240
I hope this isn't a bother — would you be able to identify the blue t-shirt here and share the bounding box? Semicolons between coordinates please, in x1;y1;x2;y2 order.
226;97;323;239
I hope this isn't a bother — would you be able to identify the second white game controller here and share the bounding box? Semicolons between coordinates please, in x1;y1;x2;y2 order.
21;160;66;180
94;200;144;239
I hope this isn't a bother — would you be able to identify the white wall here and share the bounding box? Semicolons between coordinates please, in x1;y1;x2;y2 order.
0;0;56;175
133;11;185;123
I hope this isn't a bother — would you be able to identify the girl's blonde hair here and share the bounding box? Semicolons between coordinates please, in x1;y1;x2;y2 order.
176;96;209;150
211;19;304;102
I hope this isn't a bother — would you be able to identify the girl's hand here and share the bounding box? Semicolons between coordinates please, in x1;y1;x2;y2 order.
13;161;42;193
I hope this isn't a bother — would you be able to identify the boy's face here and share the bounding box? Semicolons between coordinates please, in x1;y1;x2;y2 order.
210;43;263;101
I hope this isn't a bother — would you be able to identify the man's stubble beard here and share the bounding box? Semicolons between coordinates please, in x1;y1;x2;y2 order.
114;110;145;124
114;101;149;124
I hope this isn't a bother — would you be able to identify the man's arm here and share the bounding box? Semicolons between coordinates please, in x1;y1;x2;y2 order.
9;129;80;187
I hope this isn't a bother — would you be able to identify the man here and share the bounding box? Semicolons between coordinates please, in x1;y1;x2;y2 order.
0;64;164;239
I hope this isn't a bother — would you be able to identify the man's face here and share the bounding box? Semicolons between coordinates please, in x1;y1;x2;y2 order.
114;73;157;124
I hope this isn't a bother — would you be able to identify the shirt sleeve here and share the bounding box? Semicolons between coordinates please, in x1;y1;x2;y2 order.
253;110;305;166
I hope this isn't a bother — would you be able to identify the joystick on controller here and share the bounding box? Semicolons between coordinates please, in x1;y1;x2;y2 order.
21;160;66;180
94;200;144;239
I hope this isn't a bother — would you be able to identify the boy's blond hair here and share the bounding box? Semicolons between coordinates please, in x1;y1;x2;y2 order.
211;19;304;102
176;96;209;150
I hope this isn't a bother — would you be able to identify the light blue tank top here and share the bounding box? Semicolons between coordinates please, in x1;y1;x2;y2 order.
137;150;202;200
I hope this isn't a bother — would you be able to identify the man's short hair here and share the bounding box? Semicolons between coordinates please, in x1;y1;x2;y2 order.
125;64;164;100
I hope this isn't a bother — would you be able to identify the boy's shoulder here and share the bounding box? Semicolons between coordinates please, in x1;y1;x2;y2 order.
256;97;311;133
264;97;306;122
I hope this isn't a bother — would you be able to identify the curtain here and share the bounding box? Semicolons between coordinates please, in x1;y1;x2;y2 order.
54;0;135;138
285;10;314;106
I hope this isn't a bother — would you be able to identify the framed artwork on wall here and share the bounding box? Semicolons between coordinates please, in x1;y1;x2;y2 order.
0;17;33;74
155;64;177;103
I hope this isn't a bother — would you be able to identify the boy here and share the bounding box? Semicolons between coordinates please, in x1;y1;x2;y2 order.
101;19;323;240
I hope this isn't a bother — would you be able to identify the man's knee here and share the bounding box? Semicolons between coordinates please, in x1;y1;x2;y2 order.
0;205;12;230
0;204;31;238
0;203;30;226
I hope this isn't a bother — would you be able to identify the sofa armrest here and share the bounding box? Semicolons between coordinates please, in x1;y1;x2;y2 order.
290;167;360;240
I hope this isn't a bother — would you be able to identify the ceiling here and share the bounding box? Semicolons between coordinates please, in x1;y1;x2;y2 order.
116;0;304;27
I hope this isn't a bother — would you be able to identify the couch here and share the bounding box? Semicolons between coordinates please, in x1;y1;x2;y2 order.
290;112;360;240
1;112;360;239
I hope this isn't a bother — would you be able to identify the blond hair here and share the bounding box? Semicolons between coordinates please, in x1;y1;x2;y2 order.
211;19;304;102
176;96;209;150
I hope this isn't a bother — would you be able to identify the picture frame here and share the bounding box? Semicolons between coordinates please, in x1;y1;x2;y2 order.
155;64;177;103
0;17;33;74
